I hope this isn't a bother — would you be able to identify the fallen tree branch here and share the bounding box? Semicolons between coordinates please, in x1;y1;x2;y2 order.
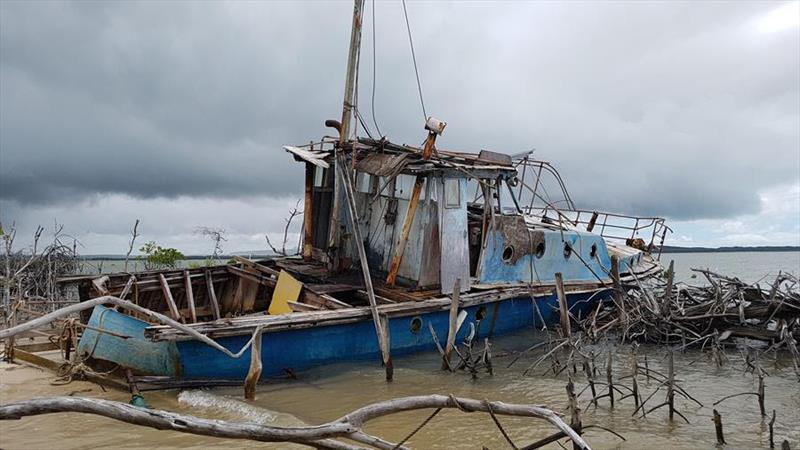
0;395;591;449
0;296;261;360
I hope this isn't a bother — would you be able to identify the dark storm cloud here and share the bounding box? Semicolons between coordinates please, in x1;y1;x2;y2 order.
1;1;798;221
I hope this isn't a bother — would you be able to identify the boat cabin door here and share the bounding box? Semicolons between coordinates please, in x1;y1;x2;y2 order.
439;177;471;294
311;165;334;255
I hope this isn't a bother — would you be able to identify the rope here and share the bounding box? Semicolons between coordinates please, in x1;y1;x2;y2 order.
392;407;442;449
485;400;519;450
401;0;427;121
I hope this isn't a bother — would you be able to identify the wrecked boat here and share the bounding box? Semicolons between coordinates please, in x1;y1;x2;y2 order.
62;0;671;382
63;138;670;381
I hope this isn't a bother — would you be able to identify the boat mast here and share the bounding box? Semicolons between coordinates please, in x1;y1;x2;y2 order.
328;0;365;272
339;0;365;144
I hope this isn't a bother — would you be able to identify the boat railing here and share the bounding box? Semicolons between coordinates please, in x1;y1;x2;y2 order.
523;206;672;257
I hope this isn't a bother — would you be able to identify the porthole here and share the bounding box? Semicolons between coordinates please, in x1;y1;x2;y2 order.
590;244;598;258
563;242;572;259
501;245;514;263
476;306;487;321
535;242;546;258
410;317;422;334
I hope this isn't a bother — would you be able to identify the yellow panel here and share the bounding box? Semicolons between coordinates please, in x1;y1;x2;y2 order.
269;270;302;315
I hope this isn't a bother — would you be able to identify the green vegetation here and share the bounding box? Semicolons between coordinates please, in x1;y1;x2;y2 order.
139;241;185;270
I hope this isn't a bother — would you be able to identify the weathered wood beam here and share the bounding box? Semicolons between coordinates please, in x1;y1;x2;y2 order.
205;269;221;320
337;153;393;381
183;270;197;323
555;272;571;338
158;274;181;321
442;278;460;370
385;130;438;286
303;162;315;261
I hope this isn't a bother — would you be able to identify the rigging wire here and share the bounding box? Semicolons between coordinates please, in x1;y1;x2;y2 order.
370;0;383;137
401;0;428;122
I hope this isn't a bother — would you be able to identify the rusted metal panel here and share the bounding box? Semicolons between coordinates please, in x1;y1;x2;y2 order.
355;153;410;177
477;149;513;166
439;178;470;294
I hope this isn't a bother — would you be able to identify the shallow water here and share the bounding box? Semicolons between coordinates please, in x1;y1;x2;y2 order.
2;251;799;449
1;332;798;449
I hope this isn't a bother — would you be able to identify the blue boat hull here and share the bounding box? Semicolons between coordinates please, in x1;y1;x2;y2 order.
79;289;608;379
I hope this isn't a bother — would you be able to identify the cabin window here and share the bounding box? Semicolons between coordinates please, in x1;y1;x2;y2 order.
590;244;598;258
563;242;572;259
314;167;325;187
535;242;546;258
444;178;461;209
356;172;372;193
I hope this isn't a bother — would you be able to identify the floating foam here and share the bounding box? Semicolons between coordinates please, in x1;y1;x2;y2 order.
177;389;305;427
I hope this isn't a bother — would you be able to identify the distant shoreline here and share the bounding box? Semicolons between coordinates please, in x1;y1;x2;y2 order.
660;245;800;254
77;246;800;260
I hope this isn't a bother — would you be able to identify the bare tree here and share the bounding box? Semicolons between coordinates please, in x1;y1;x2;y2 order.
124;219;140;272
195;227;227;260
265;200;303;256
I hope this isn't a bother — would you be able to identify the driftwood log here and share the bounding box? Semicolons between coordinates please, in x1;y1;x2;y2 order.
0;394;590;450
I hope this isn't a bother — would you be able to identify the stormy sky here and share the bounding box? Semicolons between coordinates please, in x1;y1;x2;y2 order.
1;0;798;255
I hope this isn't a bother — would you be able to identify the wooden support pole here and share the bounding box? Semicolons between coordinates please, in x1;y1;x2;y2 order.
205;270;221;320
244;328;263;400
712;409;725;445
555;272;571;338
667;350;675;421
158;273;181;321
183;270;197;323
566;375;583;450
663;260;675;317
769;410;776;448
302;162;314;261
337;153;393;381
385;131;438;286
586;211;599;232
442;278;461;370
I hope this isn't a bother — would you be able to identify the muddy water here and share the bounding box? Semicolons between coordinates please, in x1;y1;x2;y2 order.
2;330;799;449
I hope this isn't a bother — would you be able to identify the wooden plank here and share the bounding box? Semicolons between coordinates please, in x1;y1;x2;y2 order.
183;270;197;323
13;349;128;391
158;273;181;321
303;162;315;261
337;153;393;381
355;290;396;305
244;328;263;400
232;256;280;277
301;290;351;309
14;341;59;353
555;272;571;338
386;131;438;286
226;265;276;287
218;278;237;316
443;278;460;369
147;282;610;342
205;269;221;320
288;301;321;312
